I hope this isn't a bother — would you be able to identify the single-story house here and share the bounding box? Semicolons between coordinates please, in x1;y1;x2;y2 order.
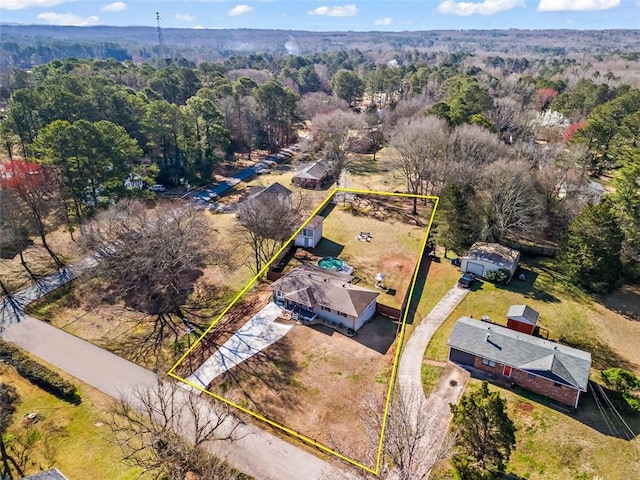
292;160;331;189
22;469;69;480
448;317;592;408
460;242;520;281
241;182;292;207
294;215;324;249
269;265;379;332
506;304;539;335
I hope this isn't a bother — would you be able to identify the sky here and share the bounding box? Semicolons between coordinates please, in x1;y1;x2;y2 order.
1;0;639;30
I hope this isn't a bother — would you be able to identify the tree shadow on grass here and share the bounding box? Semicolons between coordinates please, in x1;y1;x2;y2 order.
404;254;433;325
494;268;560;304
348;157;381;176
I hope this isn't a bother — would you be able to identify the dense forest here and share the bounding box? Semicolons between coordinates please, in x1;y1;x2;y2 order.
0;30;639;295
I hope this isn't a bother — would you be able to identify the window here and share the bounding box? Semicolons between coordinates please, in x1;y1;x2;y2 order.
302;228;312;236
321;306;331;312
481;358;496;368
337;311;347;317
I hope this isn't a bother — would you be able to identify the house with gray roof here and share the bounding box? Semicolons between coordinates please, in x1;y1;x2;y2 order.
448;317;592;408
269;264;379;332
460;242;520;281
292;160;331;189
242;182;292;207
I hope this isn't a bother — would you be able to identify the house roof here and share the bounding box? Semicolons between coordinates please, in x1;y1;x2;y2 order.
507;304;539;326
246;182;292;203
464;242;520;270
294;160;330;181
304;215;324;230
269;265;378;317
447;317;591;391
22;469;69;480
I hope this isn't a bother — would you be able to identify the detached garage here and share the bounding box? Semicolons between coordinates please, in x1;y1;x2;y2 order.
460;242;520;282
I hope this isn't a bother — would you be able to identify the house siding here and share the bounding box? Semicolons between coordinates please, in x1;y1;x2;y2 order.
315;308;356;330
470;356;580;407
353;300;377;331
510;368;581;407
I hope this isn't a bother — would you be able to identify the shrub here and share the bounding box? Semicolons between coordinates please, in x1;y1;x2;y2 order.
485;268;511;284
0;340;81;404
601;368;640;412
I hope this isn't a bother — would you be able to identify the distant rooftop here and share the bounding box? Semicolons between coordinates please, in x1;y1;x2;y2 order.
22;469;69;480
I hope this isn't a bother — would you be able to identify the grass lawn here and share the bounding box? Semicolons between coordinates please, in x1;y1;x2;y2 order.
0;365;144;480
421;363;445;398
424;257;640;480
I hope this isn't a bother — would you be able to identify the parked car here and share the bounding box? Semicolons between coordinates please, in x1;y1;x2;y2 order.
149;184;166;192
458;272;476;289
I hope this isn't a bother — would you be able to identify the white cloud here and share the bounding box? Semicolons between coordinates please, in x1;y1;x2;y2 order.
100;2;126;12
309;4;358;17
374;16;391;25
437;0;524;16
192;25;205;29
175;13;195;22
228;4;253;16
0;0;73;10
537;0;620;11
37;11;99;25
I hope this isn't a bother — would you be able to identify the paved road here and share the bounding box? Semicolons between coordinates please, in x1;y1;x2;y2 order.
397;285;470;473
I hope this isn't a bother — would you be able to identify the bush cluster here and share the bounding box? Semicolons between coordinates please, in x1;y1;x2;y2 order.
484;268;511;284
0;340;81;404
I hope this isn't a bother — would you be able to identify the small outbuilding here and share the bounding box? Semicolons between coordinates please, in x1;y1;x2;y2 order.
506;304;539;335
294;215;324;248
292;160;331;189
22;469;69;480
460;242;520;281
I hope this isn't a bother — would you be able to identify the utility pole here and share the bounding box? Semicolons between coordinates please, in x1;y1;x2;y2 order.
156;12;164;58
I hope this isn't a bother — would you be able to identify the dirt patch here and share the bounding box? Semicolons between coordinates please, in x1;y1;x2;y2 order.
206;317;396;463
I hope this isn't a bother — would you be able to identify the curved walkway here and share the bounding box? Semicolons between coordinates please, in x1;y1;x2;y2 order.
397;285;471;472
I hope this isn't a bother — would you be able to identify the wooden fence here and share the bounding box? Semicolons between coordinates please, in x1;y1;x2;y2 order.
376;303;402;321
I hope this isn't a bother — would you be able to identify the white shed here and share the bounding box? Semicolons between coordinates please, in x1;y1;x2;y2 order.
460;242;520;281
295;215;324;248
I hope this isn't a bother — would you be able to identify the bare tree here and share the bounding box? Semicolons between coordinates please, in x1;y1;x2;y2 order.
299;92;349;121
389;116;448;213
235;191;302;274
311;110;364;185
489;96;522;143
324;386;453;480
480;160;545;242
109;380;244;480
81;200;219;355
446;124;508;186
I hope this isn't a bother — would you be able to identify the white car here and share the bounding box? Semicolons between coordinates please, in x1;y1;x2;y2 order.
149;184;166;192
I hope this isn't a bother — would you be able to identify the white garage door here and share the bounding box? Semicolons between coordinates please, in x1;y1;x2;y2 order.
466;262;484;276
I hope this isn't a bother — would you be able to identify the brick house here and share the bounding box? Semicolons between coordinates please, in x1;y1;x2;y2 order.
447;317;591;408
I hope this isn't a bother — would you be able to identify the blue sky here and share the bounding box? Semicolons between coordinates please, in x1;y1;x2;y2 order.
1;0;639;30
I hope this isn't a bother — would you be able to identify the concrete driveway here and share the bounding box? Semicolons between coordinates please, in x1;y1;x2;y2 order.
186;302;294;390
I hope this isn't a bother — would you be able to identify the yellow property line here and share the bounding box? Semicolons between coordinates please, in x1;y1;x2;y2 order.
168;187;439;475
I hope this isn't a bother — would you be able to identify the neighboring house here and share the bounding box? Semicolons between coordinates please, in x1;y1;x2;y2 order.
22;469;69;480
460;242;520;281
292;160;331;189
557;180;605;204
241;181;292;207
448;317;592;408
294;215;324;248
506;304;539;335
269;265;379;331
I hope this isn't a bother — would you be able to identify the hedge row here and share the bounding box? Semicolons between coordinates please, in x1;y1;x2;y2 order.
0;340;81;404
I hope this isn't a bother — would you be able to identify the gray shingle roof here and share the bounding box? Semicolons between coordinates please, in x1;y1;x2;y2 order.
507;304;539;326
22;469;69;480
448;317;591;391
246;182;292;203
465;242;520;270
270;265;378;317
294;160;330;180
